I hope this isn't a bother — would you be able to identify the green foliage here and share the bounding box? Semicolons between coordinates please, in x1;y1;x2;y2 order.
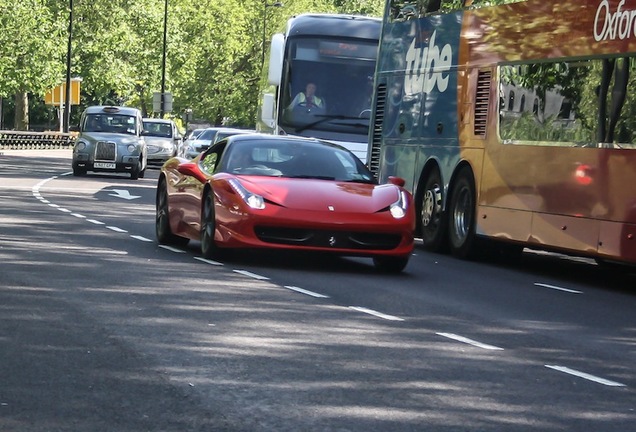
0;0;66;97
500;111;594;144
1;0;388;129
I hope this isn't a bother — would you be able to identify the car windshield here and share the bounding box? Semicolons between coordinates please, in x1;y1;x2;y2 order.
187;129;203;140
196;129;217;141
143;121;172;138
215;131;248;142
223;139;375;183
84;113;137;135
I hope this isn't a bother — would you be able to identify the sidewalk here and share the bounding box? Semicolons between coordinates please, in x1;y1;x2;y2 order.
0;148;72;158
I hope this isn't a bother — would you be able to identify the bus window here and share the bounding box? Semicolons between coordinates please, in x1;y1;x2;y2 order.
499;58;636;148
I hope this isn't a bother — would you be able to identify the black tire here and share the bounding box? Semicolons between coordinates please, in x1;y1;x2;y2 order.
72;166;86;176
419;168;447;252
200;190;219;259
156;180;189;246
131;157;143;180
447;167;477;259
373;256;409;273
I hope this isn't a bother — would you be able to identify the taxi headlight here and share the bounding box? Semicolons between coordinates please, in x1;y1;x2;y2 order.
127;144;136;152
74;140;87;151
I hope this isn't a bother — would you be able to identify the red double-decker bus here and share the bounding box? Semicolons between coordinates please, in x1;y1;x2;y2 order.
367;0;636;266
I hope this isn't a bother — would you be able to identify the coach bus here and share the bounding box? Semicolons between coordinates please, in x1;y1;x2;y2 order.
259;13;380;163
367;0;636;265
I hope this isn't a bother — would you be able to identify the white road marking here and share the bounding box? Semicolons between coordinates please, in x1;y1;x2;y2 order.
87;219;105;225
284;285;329;298
234;270;270;280
534;283;583;294
545;365;626;387
107;189;141;200
130;235;152;242
194;257;224;266
106;226;127;233
436;332;504;350
159;245;186;253
349;306;404;321
48;203;60;208
71;213;86;218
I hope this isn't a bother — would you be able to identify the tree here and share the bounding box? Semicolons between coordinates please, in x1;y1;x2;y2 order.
0;0;66;129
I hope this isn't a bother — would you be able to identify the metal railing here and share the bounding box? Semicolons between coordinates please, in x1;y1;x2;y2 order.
0;130;76;150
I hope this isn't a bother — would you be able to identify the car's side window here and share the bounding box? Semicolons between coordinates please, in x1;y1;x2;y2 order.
200;152;218;174
199;142;227;174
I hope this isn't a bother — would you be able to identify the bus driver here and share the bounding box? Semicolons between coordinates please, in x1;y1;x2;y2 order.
288;82;326;111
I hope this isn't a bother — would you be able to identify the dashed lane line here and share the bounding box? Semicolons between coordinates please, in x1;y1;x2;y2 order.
349;306;404;321
436;332;504;351
545;365;626;387
534;283;583;294
283;285;330;298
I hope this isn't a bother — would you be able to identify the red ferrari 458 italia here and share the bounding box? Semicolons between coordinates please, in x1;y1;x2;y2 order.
156;133;415;272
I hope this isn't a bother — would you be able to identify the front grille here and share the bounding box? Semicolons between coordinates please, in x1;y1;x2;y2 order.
95;141;116;161
254;226;402;250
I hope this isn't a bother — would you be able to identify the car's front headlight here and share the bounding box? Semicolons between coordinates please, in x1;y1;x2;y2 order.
74;140;87;151
229;178;265;210
390;190;408;219
127;144;136;153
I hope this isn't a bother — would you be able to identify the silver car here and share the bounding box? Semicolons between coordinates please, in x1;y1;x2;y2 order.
142;118;182;166
72;105;147;179
179;127;253;159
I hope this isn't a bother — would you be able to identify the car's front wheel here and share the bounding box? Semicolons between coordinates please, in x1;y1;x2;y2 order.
200;190;219;259
72;166;86;176
130;158;143;180
156;179;188;246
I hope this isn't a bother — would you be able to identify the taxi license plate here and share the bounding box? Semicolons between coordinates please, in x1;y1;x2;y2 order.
94;162;116;169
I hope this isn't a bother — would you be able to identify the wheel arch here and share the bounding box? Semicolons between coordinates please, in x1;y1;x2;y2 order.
447;160;476;203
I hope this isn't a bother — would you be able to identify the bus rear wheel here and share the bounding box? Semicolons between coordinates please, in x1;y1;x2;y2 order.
448;167;477;259
419;168;447;252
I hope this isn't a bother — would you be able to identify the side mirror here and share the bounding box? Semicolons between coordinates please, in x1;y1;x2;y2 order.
387;176;405;187
261;93;276;128
177;162;208;183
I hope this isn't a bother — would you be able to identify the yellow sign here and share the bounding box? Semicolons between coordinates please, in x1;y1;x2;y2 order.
45;78;82;106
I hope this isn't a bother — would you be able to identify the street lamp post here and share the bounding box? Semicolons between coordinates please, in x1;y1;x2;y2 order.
63;0;73;133
261;1;283;67
160;0;168;117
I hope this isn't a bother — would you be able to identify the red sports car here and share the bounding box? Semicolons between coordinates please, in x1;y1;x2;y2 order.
156;134;415;272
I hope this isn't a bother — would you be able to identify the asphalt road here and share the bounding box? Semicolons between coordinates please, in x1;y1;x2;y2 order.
1;149;636;431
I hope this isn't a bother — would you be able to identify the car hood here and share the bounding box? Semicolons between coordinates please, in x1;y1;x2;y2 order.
80;132;141;144
144;136;172;147
188;139;211;148
238;177;400;213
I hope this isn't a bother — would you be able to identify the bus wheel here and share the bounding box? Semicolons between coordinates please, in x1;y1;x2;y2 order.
448;167;477;259
420;168;447;252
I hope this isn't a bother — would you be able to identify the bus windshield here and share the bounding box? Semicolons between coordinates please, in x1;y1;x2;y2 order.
279;36;377;135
